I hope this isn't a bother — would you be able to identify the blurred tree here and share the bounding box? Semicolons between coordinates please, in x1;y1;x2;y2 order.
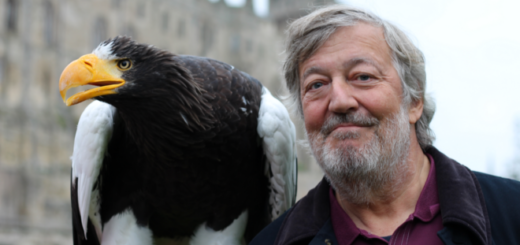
508;117;520;180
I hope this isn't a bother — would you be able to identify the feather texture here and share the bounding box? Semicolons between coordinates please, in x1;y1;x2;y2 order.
257;87;297;219
71;100;116;239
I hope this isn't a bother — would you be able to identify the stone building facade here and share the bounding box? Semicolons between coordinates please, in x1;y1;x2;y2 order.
0;0;333;243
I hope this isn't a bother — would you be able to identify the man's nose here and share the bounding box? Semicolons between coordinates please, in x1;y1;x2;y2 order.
328;78;359;113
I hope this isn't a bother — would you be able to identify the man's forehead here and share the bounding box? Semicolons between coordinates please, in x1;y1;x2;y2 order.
321;24;388;58
299;23;392;76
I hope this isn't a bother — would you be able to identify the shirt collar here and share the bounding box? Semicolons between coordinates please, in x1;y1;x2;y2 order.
329;187;360;244
413;154;440;222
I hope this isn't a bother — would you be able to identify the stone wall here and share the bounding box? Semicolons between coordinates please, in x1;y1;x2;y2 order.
0;0;333;243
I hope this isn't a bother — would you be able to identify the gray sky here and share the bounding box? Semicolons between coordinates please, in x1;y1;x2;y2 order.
222;0;520;177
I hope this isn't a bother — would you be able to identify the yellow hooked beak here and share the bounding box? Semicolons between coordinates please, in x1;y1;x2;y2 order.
59;54;125;106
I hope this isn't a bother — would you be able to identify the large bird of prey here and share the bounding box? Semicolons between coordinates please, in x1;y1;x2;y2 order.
59;36;296;245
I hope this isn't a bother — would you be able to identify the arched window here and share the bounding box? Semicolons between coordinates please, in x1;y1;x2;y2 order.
44;1;56;46
111;0;121;8
200;20;214;56
230;34;240;53
92;17;107;48
42;69;52;105
137;3;145;18
245;39;253;53
162;13;169;31
6;0;18;32
0;57;4;98
177;19;186;37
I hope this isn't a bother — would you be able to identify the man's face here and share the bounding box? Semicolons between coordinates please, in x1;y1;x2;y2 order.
299;23;405;151
299;23;416;202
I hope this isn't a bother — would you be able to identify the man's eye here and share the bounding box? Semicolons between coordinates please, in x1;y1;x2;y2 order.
358;75;370;81
311;82;323;90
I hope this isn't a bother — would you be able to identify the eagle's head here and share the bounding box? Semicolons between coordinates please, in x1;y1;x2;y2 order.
59;36;195;107
59;36;216;134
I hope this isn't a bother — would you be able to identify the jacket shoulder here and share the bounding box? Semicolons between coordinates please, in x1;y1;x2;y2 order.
473;171;520;244
474;171;520;199
249;177;332;245
249;211;289;245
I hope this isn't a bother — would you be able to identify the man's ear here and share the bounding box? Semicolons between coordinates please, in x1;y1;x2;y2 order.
408;99;423;124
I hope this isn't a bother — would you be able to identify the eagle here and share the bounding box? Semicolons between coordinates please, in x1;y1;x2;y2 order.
58;36;297;245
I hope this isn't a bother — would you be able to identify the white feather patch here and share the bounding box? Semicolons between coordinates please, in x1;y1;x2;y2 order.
92;41;117;60
257;87;297;220
101;209;153;245
72;100;116;238
190;210;248;245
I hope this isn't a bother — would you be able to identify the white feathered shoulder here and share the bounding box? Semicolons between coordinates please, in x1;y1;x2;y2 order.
257;87;297;220
71;100;116;241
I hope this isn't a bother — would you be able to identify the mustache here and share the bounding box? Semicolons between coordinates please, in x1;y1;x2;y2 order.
321;112;380;136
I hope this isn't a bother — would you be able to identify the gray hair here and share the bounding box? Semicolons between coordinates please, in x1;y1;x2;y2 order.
283;4;435;150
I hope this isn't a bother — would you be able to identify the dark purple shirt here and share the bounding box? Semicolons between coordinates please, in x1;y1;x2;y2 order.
329;154;444;245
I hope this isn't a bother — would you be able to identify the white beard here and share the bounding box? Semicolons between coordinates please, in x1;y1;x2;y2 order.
307;105;411;205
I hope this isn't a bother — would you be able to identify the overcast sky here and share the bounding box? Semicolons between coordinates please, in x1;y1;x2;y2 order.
221;0;520;177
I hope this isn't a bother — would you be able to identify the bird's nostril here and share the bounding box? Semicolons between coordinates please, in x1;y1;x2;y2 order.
84;60;93;68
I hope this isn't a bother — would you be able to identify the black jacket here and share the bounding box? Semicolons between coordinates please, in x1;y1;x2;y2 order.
250;147;520;245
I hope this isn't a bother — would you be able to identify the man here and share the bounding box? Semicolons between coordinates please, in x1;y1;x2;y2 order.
251;5;520;245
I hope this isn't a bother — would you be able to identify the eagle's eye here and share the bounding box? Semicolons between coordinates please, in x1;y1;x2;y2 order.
117;59;132;70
